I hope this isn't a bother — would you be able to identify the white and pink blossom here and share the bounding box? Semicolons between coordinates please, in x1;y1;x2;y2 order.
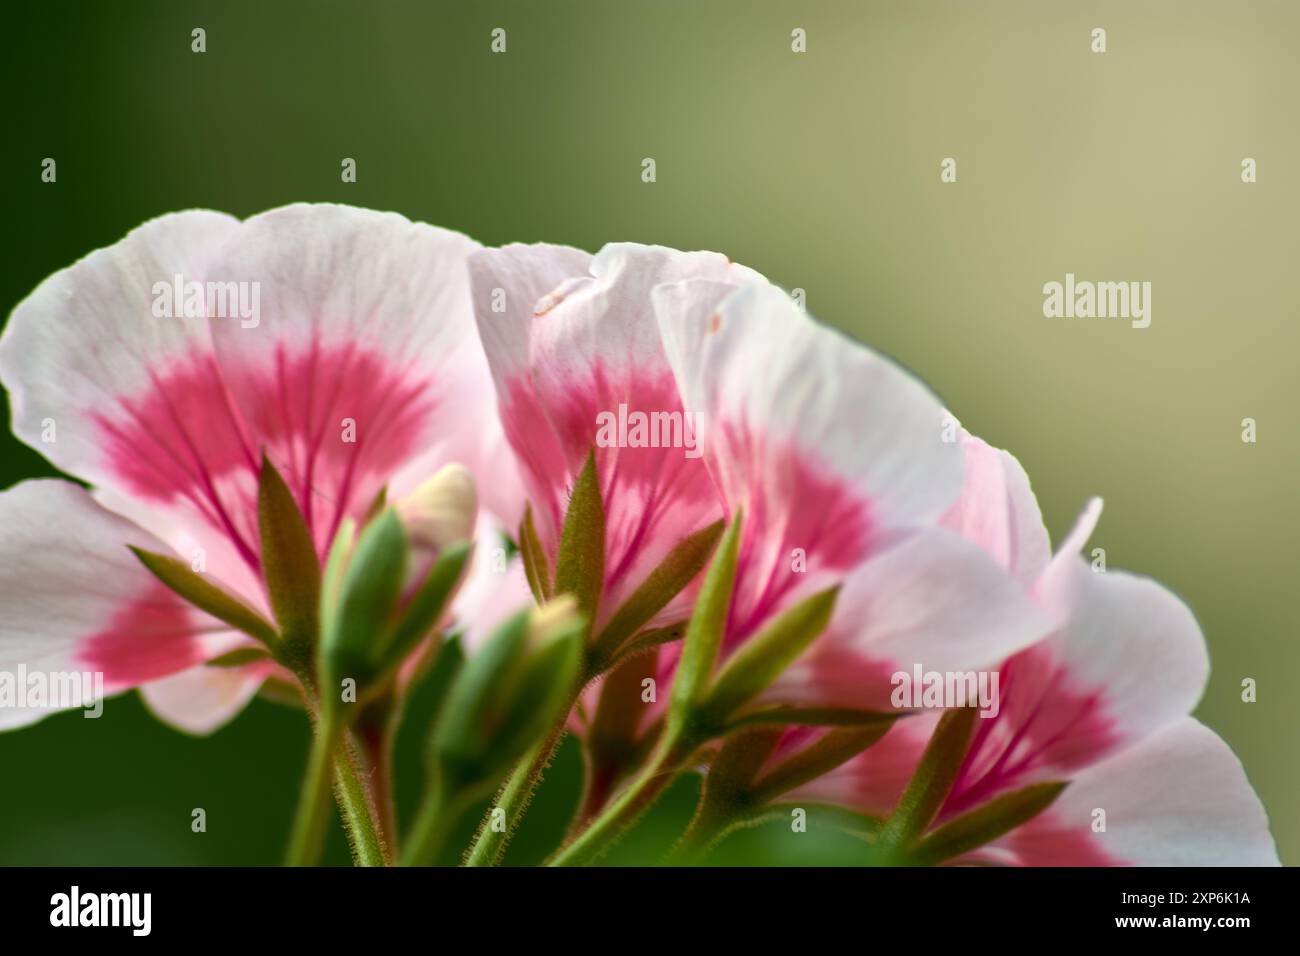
0;204;519;732
789;433;1279;865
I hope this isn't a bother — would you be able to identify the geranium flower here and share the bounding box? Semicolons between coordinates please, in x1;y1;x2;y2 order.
0;203;518;733
654;281;1050;716
788;432;1280;865
468;242;764;633
470;247;1048;712
541;282;1057;866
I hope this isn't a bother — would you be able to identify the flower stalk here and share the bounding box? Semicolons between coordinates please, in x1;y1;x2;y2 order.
285;712;343;867
547;730;699;866
461;702;574;867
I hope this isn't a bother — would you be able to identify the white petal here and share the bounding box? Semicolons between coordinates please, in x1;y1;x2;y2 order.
140;662;269;736
1045;562;1209;752
1000;718;1279;866
0;210;258;582
947;556;1211;800
203;203;523;540
450;518;536;654
941;433;1051;588
0;480;237;729
0;209;239;495
761;528;1051;711
470;241;595;390
658;281;963;533
472;243;750;628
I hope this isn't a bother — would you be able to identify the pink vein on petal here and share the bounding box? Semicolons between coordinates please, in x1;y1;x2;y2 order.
96;341;438;561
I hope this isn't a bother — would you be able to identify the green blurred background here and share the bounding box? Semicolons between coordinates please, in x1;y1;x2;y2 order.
1;0;1295;865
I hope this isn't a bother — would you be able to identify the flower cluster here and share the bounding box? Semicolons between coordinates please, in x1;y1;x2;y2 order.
0;204;1278;866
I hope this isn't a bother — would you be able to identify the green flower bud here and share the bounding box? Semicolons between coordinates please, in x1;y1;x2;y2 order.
318;502;474;715
431;595;585;799
319;510;408;705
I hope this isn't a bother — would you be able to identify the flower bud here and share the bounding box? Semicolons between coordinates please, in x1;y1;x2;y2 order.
319;510;408;705
318;506;473;713
430;595;585;799
396;463;477;560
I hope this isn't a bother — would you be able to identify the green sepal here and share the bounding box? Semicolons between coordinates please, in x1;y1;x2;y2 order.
725;705;903;729
506;615;585;758
667;510;743;738
129;546;278;647
606;621;686;668
766;801;883;841
380;540;472;675
585;647;662;795
552;451;605;630
518;504;552;602
591;519;725;665
909;781;1069;866
697;584;839;724
205;646;274;668
674;727;784;861
677;716;898;861
319;509;407;696
257;453;321;667
318;517;357;669
706;727;784;799
432;609;529;783
877;706;979;850
750;721;898;803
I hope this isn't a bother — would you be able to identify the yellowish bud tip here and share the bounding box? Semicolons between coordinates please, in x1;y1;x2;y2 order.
396;463;478;554
527;594;581;645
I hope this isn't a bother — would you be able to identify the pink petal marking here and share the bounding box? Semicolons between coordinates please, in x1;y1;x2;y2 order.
943;649;1121;818
719;421;875;646
95;354;261;568
239;340;436;550
996;811;1125;866
95;341;436;563
500;375;573;538
77;583;211;689
503;365;721;610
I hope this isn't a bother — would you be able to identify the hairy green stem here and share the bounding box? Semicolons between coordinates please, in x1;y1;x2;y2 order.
547;733;695;867
671;817;725;864
355;699;400;854
462;718;569;866
673;805;784;864
285;714;341;866
331;726;391;866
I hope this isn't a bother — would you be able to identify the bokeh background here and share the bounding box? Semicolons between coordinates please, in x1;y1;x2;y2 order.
1;0;1295;865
